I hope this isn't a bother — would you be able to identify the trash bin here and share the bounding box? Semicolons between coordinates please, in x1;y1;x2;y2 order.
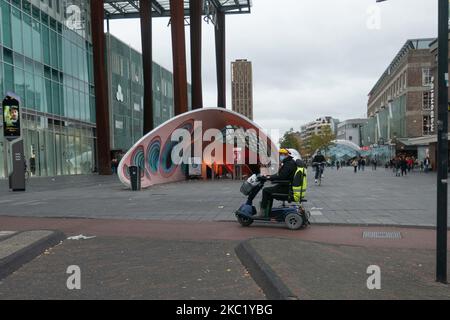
129;166;141;191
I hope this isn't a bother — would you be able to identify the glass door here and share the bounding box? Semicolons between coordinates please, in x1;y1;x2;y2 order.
38;129;47;176
55;133;62;176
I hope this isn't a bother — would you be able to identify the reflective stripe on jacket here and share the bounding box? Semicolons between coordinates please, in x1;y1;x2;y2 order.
292;167;307;202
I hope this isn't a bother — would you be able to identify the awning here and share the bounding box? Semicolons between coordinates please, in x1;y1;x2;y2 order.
397;136;439;146
104;0;252;19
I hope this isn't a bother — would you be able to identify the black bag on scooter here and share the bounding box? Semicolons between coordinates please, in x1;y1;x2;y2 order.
240;174;259;196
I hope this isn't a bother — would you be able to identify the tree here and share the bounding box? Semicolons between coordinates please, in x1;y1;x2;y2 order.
309;126;336;154
298;138;312;159
279;128;301;151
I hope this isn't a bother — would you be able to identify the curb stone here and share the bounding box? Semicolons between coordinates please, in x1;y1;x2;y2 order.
0;230;66;281
235;240;297;300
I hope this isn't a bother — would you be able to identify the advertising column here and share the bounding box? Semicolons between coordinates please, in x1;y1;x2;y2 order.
2;94;25;191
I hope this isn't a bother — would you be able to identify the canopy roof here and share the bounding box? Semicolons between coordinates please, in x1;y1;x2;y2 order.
104;0;252;19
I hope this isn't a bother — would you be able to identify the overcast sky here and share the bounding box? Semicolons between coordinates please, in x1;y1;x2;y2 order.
108;0;437;134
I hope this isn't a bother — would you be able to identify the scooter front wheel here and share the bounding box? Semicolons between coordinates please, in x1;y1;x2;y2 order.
285;213;303;230
237;215;254;227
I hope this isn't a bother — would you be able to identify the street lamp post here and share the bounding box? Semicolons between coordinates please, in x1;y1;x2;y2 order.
377;0;448;283
436;0;448;284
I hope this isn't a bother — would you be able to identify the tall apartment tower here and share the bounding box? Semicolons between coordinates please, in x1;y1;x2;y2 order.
231;59;253;120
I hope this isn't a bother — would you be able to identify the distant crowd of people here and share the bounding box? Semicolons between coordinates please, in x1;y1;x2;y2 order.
387;155;431;176
326;154;433;177
332;157;379;173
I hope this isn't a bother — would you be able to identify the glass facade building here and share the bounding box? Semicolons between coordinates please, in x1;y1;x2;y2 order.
106;33;192;153
360;95;406;147
0;0;96;178
0;1;191;178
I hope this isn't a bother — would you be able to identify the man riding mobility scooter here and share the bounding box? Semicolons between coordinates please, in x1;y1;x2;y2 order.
235;149;310;230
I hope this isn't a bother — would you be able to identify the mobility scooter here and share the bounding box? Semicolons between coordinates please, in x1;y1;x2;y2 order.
235;167;310;230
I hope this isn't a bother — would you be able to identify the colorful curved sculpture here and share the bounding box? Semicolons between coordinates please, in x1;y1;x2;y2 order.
118;108;279;188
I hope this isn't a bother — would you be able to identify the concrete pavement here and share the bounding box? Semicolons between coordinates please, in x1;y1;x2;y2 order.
0;237;264;300
1;219;449;300
243;238;450;300
0;167;446;227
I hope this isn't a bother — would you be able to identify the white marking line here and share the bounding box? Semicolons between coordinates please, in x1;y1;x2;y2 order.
310;211;323;216
0;231;16;236
9;200;46;206
26;202;46;206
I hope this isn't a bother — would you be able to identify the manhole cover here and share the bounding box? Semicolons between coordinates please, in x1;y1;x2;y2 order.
363;231;402;239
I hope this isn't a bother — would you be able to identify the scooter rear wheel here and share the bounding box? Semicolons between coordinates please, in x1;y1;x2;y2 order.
285;213;303;230
237;216;254;227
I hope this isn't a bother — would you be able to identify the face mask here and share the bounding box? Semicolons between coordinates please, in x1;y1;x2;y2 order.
280;155;287;162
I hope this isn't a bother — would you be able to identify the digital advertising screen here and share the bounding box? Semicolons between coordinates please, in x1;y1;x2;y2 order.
2;95;21;140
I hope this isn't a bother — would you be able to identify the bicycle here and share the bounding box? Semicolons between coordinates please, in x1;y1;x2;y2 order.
312;162;326;186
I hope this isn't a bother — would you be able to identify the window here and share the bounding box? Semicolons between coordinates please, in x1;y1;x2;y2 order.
423;91;432;110
45;78;52;113
34;74;42;111
0;63;3;96
422;68;432;86
23;14;33;58
1;0;12;48
25;71;34;109
11;7;22;53
423;115;432;135
32;19;42;62
42;25;50;65
14;67;24;103
3;47;13;64
50;30;58;68
4;64;14;92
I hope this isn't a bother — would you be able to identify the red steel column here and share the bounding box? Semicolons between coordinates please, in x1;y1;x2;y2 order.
140;0;154;134
215;10;226;108
90;0;111;175
170;0;188;115
190;0;203;109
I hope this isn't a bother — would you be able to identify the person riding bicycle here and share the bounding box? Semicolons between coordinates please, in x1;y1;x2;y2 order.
312;151;326;184
258;149;297;216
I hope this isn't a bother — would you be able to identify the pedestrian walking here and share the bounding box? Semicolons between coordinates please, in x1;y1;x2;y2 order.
395;157;401;177
111;157;118;174
352;159;358;173
400;156;407;176
424;156;431;173
406;157;414;173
